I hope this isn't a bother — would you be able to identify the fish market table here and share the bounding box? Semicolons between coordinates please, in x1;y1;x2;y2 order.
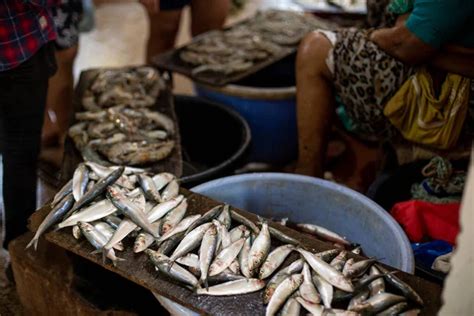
28;189;443;315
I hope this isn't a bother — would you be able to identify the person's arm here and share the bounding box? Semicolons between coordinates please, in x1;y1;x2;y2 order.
431;51;474;78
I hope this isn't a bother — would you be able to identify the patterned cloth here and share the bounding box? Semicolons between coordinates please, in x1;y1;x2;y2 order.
51;0;83;50
0;0;59;71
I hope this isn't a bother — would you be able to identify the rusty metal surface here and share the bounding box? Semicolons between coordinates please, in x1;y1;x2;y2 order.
29;189;442;316
152;28;295;87
60;67;182;184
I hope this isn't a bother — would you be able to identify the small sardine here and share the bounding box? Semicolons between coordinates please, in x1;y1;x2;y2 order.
349;293;406;314
208;270;245;283
27;194;75;250
133;221;161;253
72;225;82;239
217;205;231;230
259;244;295;279
315;249;341;263
157;232;185;256
58;199;117;228
281;297;301;316
104;215;122;229
343;258;376;279
72;163;89;201
376;264;424;306
248;222;271;277
228;260;240;275
94;221;124;251
196;279;265;296
312;273;333;309
214;219;231;251
78;222;122;265
330;250;348;272
295;297;324;316
239;236;252;278
176;253;200;270
296;223;350;246
185;204;222;235
160;199;188;235
148;195;185;224
152;172;175;191
161;179;179;201
229;225;250;243
230;210;260;234
300;263;321;304
158;214;201;242
266;274;304;316
146;250;199;288
268;225;300;246
264;259;304;304
137;174;161;202
209;238;245;276
200;225;218;288
348;289;369;310
369;266;385;296
170;222;213;261
51;179;72;208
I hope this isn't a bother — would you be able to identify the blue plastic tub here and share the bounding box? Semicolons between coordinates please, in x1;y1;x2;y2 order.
192;173;415;273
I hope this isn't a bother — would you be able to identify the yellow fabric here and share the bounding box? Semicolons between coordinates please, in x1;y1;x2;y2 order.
384;68;469;150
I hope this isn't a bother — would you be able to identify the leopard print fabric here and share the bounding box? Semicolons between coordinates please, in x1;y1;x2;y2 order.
332;28;414;141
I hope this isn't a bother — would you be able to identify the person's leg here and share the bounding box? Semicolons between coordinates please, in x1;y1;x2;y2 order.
295;32;334;177
189;0;230;36
146;9;183;63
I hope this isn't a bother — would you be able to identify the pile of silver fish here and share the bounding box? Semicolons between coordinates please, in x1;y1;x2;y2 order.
69;68;175;166
30;164;423;315
179;10;333;75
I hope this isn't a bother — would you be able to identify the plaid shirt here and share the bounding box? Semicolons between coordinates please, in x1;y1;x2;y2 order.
0;0;59;71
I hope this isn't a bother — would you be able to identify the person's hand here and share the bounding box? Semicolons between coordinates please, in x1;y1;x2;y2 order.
139;0;160;13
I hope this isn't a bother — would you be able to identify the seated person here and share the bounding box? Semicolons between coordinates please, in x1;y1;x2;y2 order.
295;0;474;177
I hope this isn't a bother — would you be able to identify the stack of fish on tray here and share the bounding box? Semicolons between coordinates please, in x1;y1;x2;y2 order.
68;67;175;166
29;163;423;315
179;10;333;76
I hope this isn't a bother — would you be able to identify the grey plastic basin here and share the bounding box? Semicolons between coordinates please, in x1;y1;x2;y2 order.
192;173;414;273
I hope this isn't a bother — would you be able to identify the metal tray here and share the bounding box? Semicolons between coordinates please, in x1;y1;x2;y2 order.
61;67;183;183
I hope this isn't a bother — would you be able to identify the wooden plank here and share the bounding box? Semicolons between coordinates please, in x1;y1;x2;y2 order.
60;67;183;185
29;189;442;316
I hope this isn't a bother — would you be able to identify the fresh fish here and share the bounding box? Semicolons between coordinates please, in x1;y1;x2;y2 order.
133;221;161;253
369;266;385;296
297;248;354;292
68;166;124;215
229;225;250;242
230;210;260;234
347;289;369;310
376;265;424;306
214;219;231;251
330;251;348;272
209;238;245;276
51;179;72;207
315;249;341;263
264;259;304;304
160;199;188;234
104;215;122;229
103;218;137;252
342;258;355;276
58;199;117;228
239;236;252;278
176;253;200;271
349;293;406;314
296;223;350;246
146;250;199;288
161;179;179;201
170;223;213;261
72;164;89;201
184;204;222;234
377;302;409;315
342;258;376;279
148;195;185;224
208;270;245;283
266;274;304;316
94;222;124;251
27;194;75;250
268;226;300;246
106;186;158;237
85;180;96;193
78;222;122;265
152;172;175;191
217;205;231;229
72;225;82;239
259;244;294;279
137;174;161;202
196;279;265;296
295;297;324;316
248;222;271;277
228;260;240;275
300;263;321;304
158;214;201;242
313;273;333;308
281;296;301;316
354;273;394;293
157;232;185;256
199;225;218;288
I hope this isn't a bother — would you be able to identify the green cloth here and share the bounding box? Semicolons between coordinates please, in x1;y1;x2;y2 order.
405;0;474;48
388;0;414;15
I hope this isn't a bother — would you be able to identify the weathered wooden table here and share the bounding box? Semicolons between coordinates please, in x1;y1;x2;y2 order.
29;189;443;316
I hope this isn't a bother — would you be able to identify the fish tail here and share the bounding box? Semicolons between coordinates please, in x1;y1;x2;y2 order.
25;238;38;251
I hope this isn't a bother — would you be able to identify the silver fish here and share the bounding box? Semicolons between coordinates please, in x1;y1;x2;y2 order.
104;215;122;229
106;186;158;237
343;258;376;279
157;232;185;256
27;194;75;250
199;224;218;288
51;179;72;208
268;225;300;246
315;249;341;263
296;223;350;246
248;222;271;277
300;263;321;304
259;244;295;279
349;293;406;314
217;205;231;229
152;172;175;191
281;297;301;316
369;266;385;296
377;302;409;315
214;219;231;251
161;179;179;201
297;248;354;292
176;253;200;270
158;214;201;242
104;218;137;252
376;264;424;306
78;222;122;265
137;174;161;202
196;279;265;296
170;222;213;261
72;163;89;201
229;225;250;242
185;205;222;235
133;221;161;253
228;260;240;275
312;273;333;309
209;238;245;277
264;259;304;304
266;274;304;316
208;270;245;283
94;222;124;251
295;297;324;316
58;199;117;228
72;225;82;239
239;236;252;278
230;210;260;234
146;250;199;288
330;250;348;272
85;180;96;193
160;199;188;235
148;195;185;224
348;289;370;310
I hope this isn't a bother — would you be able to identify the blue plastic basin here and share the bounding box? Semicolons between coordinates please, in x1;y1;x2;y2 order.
192;173;415;273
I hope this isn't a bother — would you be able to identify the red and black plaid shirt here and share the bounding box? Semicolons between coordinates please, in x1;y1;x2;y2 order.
0;0;59;71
